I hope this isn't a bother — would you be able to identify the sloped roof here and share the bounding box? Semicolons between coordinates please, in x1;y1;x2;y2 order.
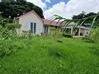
43;19;65;27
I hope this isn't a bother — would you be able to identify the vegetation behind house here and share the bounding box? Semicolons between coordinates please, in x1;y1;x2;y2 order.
0;0;44;19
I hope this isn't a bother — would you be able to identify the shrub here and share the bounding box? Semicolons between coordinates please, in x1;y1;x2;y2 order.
0;26;17;39
82;37;94;43
90;28;99;43
0;39;24;58
0;40;13;58
83;27;99;43
62;33;73;38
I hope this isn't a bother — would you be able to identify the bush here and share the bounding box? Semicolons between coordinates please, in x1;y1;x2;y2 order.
0;38;24;58
0;40;14;58
62;33;73;38
0;23;21;58
0;26;17;39
82;37;94;43
83;27;99;43
90;28;99;43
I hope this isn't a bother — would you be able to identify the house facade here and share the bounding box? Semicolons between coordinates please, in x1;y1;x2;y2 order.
17;11;44;35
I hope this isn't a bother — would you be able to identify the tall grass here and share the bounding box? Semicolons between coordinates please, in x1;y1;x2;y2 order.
0;36;98;74
0;23;99;73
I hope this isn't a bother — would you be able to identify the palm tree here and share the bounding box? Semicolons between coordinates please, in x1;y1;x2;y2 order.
53;13;99;37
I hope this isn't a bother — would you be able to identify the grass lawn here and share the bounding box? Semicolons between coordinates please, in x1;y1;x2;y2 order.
0;37;99;74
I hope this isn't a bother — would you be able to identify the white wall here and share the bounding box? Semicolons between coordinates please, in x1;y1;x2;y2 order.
17;11;44;35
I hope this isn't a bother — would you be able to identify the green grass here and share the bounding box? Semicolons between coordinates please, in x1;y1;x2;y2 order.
0;37;99;74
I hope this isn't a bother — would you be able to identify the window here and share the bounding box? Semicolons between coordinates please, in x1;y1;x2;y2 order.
30;22;36;34
30;22;33;33
34;23;36;34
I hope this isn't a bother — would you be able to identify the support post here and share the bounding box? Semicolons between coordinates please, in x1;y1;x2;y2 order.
78;28;81;36
71;27;73;35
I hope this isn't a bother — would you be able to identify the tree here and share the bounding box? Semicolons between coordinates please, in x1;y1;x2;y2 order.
72;11;86;19
0;0;44;19
1;0;15;2
85;12;96;18
16;0;26;2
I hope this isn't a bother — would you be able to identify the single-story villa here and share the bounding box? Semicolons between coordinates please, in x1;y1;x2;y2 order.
16;10;44;35
16;10;90;37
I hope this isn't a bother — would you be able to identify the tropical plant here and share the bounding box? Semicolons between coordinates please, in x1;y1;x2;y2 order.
53;12;99;38
90;27;99;43
0;16;21;39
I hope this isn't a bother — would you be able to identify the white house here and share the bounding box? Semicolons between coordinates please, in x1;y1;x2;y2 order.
16;10;44;35
16;10;90;37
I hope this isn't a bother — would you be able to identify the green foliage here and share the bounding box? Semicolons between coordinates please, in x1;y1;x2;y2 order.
16;0;26;3
0;18;21;39
54;12;99;38
90;27;99;43
72;12;86;20
48;27;63;39
1;0;14;3
0;37;98;74
0;0;44;19
82;37;94;43
0;16;21;28
62;33;73;38
72;12;97;20
0;26;16;39
0;39;19;58
6;22;21;30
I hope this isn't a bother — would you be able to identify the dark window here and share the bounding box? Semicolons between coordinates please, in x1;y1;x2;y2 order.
34;23;36;34
30;22;33;33
30;22;36;34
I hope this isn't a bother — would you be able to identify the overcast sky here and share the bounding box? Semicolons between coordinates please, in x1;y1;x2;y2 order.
27;0;99;19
